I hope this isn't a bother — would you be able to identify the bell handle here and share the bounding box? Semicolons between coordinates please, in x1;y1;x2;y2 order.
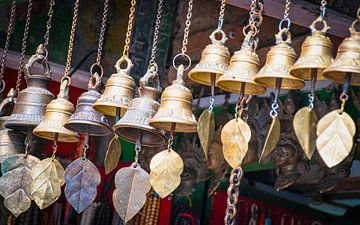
58;77;70;99
350;11;359;34
209;29;228;46
0;88;17;116
115;55;134;75
309;16;330;35
88;72;101;91
139;63;160;91
275;28;292;45
25;44;51;79
241;28;258;51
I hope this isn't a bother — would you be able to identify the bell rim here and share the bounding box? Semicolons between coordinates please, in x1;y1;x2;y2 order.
188;72;224;87
33;128;79;143
254;76;305;89
323;70;360;86
64;121;112;136
92;102;128;117
149;119;197;133
216;79;266;95
290;67;328;81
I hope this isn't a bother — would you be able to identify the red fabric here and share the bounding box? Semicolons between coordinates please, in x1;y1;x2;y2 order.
181;213;196;225
159;196;172;225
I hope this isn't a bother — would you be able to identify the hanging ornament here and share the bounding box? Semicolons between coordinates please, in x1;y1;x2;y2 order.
104;135;121;174
197;109;215;159
291;0;334;159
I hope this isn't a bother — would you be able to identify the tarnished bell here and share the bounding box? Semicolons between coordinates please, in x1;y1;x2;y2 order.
114;69;166;146
323;18;360;85
64;73;112;136
93;56;135;117
4;45;54;131
254;29;305;89
33;79;79;142
149;65;197;133
290;17;334;80
216;34;266;95
188;29;230;86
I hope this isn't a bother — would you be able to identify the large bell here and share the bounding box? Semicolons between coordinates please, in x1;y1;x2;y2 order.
254;29;305;89
188;29;230;86
216;34;266;95
4;45;55;131
114;69;166;146
290;17;334;80
64;74;112;136
93;56;136;117
149;65;197;133
33;79;79;142
323;18;360;85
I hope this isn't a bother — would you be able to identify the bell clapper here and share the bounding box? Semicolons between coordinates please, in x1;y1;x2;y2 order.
339;72;352;114
308;69;317;111
24;129;33;158
50;133;59;160
82;133;90;161
133;138;141;168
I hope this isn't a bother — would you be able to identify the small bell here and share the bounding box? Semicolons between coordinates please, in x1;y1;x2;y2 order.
93;56;135;117
33;79;79;142
114;67;166;146
254;29;305;89
4;45;55;131
323;17;360;85
149;65;197;133
290;17;334;80
64;73;112;136
188;29;230;86
216;33;266;95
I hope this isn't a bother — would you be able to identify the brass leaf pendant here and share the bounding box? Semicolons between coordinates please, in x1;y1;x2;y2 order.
104;136;121;174
113;165;151;223
64;158;101;213
197;109;215;159
30;158;65;209
316;110;356;168
259;116;281;162
0;154;40;217
149;149;184;198
293;107;318;159
221;119;251;168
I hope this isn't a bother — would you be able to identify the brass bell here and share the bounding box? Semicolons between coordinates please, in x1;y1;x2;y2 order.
93;56;135;117
290;17;334;80
216;33;266;95
254;29;305;89
4;45;55;131
64;73;112;136
323;17;360;85
188;29;230;86
149;65;197;133
114;67;166;146
33;79;79;142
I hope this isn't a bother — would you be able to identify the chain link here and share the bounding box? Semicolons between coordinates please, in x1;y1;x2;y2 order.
217;0;227;29
43;0;55;50
320;0;327;18
283;0;291;19
123;0;136;57
0;0;17;94
181;0;194;55
95;0;109;66
16;0;33;92
148;0;164;69
224;167;243;225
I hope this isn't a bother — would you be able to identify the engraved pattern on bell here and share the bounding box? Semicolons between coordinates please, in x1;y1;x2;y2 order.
0;117;25;163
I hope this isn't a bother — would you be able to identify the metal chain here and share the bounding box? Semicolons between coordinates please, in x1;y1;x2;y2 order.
278;0;291;34
0;0;17;94
181;0;194;55
320;0;327;19
243;0;263;42
82;134;89;160
95;0;109;66
16;0;33;92
63;0;81;82
43;0;56;50
148;0;164;69
123;0;136;57
217;0;227;29
248;0;257;27
224;167;243;225
283;0;291;20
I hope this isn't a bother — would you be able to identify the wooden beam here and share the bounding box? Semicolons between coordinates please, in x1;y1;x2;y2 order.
227;0;355;38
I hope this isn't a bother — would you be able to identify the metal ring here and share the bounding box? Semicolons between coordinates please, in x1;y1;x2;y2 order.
61;76;71;86
115;55;134;73
278;17;291;33
172;53;191;71
90;63;104;78
242;24;258;37
339;92;349;102
0;80;5;94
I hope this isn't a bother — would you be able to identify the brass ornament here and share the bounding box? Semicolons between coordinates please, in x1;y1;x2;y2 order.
259;116;281;162
149;148;184;198
316;110;356;168
197;109;215;159
30;157;65;209
0;154;40;217
104;135;121;174
64;158;101;213
293;107;318;159
113;165;151;223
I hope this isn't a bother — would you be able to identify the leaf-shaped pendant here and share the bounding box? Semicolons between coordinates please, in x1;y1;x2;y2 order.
221;119;251;168
104;136;121;174
30;158;65;209
293;107;318;159
0;154;40;217
197;109;215;159
149;149;184;198
316;110;356;168
64;158;101;213
113;165;151;223
259;116;281;162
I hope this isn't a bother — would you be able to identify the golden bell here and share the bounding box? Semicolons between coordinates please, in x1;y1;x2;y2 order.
216;33;266;95
254;29;305;89
188;29;230;86
149;65;197;133
33;79;79;142
93;56;135;117
290;17;334;80
4;45;55;131
64;74;112;136
323;18;360;85
114;68;166;146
